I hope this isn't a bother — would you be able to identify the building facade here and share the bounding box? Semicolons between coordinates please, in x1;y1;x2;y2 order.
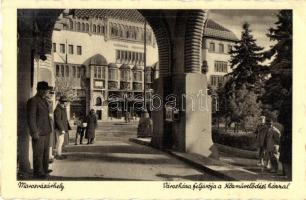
202;19;239;89
52;10;237;121
52;10;159;121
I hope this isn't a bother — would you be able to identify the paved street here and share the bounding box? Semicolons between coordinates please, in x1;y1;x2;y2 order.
49;122;221;181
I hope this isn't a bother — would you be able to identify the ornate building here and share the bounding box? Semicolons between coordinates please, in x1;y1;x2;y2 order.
52;10;237;121
52;10;159;121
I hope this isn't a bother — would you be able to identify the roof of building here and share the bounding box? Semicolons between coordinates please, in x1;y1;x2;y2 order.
204;19;239;42
83;54;108;66
74;9;145;23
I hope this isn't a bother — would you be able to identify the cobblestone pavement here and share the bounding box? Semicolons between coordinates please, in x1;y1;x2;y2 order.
49;122;222;181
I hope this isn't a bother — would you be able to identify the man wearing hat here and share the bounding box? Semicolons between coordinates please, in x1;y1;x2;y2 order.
27;81;53;179
54;95;71;159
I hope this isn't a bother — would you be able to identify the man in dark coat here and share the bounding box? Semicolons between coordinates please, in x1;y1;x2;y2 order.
54;96;71;159
85;109;97;144
27;81;52;179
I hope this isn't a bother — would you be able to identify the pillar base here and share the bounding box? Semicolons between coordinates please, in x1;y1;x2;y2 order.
172;73;218;158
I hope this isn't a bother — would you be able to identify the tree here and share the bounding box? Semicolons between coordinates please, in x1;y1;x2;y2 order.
226;22;267;94
223;85;262;132
55;77;78;102
218;22;266;130
262;10;292;172
262;10;292;114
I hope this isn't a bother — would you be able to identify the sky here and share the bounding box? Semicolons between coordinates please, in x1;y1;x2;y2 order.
209;10;280;51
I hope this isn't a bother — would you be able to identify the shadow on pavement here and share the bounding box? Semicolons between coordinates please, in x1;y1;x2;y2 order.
58;153;180;165
64;144;159;155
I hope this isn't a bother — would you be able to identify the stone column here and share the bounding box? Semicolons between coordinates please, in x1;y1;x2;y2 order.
171;10;217;158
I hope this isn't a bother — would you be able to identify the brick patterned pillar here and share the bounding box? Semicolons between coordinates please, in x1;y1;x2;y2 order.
184;10;207;73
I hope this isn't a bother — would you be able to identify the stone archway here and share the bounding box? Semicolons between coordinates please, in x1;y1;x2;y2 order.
17;9;213;178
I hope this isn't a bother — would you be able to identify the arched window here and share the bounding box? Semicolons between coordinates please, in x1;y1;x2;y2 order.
93;24;96;33
77;22;81;31
82;23;85;31
86;23;89;32
102;26;105;34
96;97;102;106
97;25;101;33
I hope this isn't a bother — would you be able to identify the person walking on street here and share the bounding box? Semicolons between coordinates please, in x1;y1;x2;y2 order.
27;81;53;179
85;109;97;144
265;118;281;173
54;96;71;159
255;116;267;167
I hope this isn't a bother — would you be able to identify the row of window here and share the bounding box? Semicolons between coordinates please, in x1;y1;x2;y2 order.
56;64;85;78
53;43;82;55
62;19;154;44
214;61;228;73
94;66;118;81
209;42;232;54
110;24;152;43
64;20;107;35
94;66;144;82
116;50;145;65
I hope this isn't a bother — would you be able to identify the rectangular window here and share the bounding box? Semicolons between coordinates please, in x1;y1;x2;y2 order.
68;45;74;54
219;44;224;53
120;51;124;62
77;46;82;55
209;42;215;52
214;61;228;73
72;66;76;77
53;43;56;53
128;51;131;62
102;67;105;79
132;52;135;63
56;65;60;76
81;67;85;77
77;66;81;78
124;51;127;60
61;65;65;77
109;69;117;80
65;65;69;77
98;67;102;78
116;50;120;60
210;75;224;87
60;44;65;53
94;67;97;78
228;45;232;53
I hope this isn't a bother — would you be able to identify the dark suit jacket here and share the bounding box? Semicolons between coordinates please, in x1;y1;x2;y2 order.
27;94;52;137
54;104;71;132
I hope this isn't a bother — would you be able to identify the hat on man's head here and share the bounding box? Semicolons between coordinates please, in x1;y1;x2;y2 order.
59;95;68;102
37;81;51;90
